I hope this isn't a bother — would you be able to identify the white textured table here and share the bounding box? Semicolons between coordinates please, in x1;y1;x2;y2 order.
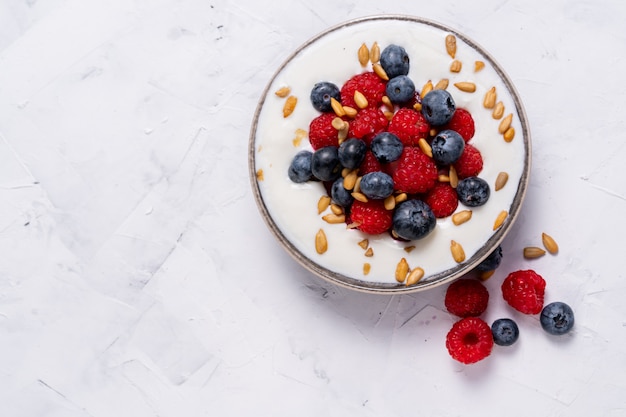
1;1;625;416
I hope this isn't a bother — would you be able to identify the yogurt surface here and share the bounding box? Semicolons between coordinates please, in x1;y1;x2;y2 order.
251;16;530;291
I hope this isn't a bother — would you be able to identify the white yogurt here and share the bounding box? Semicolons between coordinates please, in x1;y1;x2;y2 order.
252;17;529;289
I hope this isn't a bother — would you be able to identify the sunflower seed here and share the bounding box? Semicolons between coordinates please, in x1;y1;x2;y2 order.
492;101;504;119
331;97;346;117
503;127;515;142
449;60;462;73
542;232;559;254
452;210;472;225
523;246;546;259
282;95;297;117
358;239;369;250
364;247;374;257
418;138;433;158
495;172;509;191
317;195;331;214
450;240;465;263
358;43;369;66
370;42;380;63
274;86;291;98
449;165;459;188
483;87;497;109
435;78;449;90
498;113;513;134
354;90;369;109
406;267;425;286
454;82;476;93
315;229;328;254
420;80;433;98
322;213;345;224
474;61;485;72
493;210;508;230
363;263;371;275
445;34;457;58
384;195;396;210
351;192;368;203
395;258;409;283
373;63;389;81
256;169;264;181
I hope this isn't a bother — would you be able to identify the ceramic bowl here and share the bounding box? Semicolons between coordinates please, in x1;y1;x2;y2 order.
249;15;531;293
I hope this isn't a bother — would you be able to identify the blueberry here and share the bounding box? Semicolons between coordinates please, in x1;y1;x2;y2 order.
287;150;313;183
311;146;342;182
380;44;410;78
392;199;436;241
331;177;354;208
540;302;575;335
385;75;415;104
431;130;465;165
310;81;341;112
457;176;490;207
491;318;520;346
421;89;456;126
338;138;367;170
476;245;503;272
371;132;403;163
359;172;394;200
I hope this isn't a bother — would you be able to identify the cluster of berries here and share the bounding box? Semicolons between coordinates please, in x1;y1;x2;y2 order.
444;253;575;364
288;44;486;241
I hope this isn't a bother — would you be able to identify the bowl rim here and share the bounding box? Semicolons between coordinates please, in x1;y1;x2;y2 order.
248;14;532;294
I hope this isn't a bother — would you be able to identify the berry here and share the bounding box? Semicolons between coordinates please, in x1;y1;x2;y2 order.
311;146;342;182
340;72;386;109
431;129;465;165
391;147;438;194
392;199;436;241
385;75;415;104
456;176;490;207
338;138;367;170
387;108;430;146
310;81;341;112
358;150;383;175
379;44;410;78
309;113;339;150
475;245;503;272
421;89;456;126
453;143;483;179
331;177;354;208
359;171;394;200
424;183;458;218
540;302;575;335
348;107;389;144
445;317;494;364
287;150;313;183
501;270;546;315
349;199;393;235
444;108;475;142
370;132;403;163
491;318;520;346
444;279;489;318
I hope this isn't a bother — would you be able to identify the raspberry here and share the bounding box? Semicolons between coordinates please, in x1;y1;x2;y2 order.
358;150;383;175
444;278;489;317
453;143;483;179
387;108;430;146
309;113;339;150
445;317;494;364
391;147;438;194
501;270;546;314
340;72;386;109
424;183;458;218
348;107;389;144
444;108;475;142
349;199;393;235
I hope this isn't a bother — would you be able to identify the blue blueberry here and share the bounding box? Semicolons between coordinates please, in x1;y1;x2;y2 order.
540;302;575;335
392;199;436;241
359;172;394;200
311;146;342;182
287;150;313;183
371;132;403;163
385;75;415;104
310;81;341;112
491;318;520;346
456;177;490;207
331;177;354;208
476;245;503;271
421;89;456;126
431;129;465;165
338;138;367;170
380;44;410;78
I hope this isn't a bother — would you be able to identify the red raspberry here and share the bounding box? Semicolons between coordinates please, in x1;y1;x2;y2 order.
444;108;475;142
348;107;389;144
445;317;494;364
358;150;383;175
309;113;339;150
387;108;430;146
444;279;489;317
391;147;438;194
501;270;546;314
453;143;483;179
340;72;386;109
424;183;458;218
349;199;393;235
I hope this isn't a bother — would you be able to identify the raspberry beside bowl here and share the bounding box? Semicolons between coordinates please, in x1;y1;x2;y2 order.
249;15;531;293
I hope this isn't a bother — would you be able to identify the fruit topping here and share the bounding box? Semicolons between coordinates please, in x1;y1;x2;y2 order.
311;146;342;182
501;269;546;314
431;129;465;165
421;89;456;126
445;317;494;364
540;302;575;335
370;132;404;163
456;176;491;207
385;75;416;104
392;199;436;241
379;44;410;78
491;318;520;346
349;199;393;235
444;278;489;318
288;150;314;183
359;171;395;200
310;81;341;112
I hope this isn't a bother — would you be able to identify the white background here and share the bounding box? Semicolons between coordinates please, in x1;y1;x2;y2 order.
1;0;625;416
